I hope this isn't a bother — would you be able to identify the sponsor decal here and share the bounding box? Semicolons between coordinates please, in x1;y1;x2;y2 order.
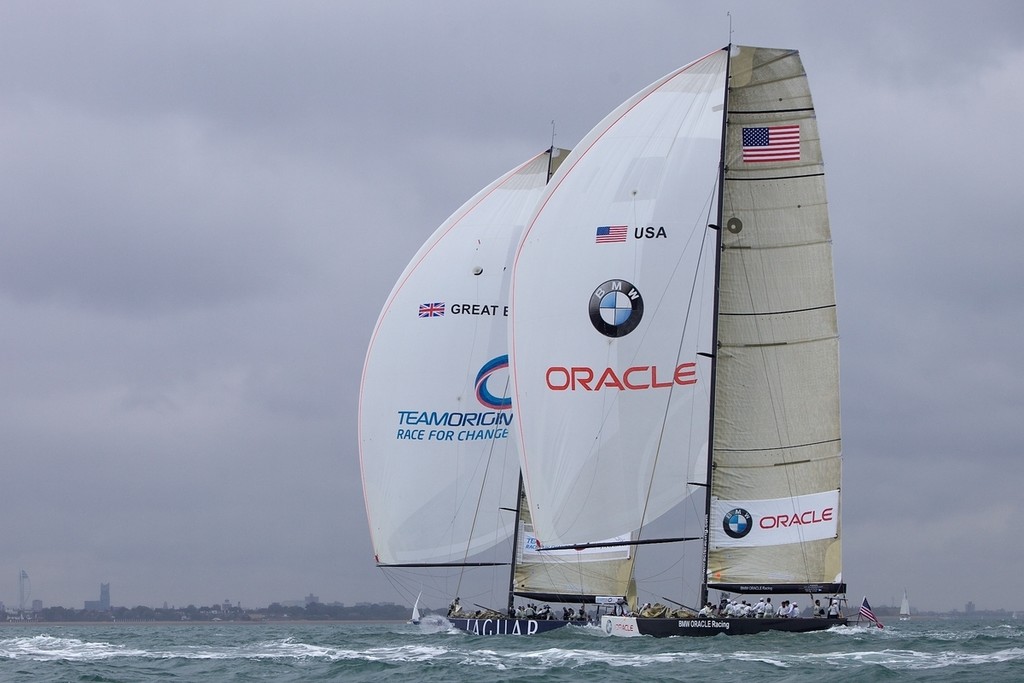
464;618;539;636
395;356;514;442
679;619;730;630
723;508;753;539
475;355;512;410
545;363;696;391
759;507;834;529
589;279;643;338
711;491;840;548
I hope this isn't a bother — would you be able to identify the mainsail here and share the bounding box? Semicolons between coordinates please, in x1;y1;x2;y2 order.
706;46;843;595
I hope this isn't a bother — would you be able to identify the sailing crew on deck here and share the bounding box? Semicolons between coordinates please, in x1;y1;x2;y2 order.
448;597;461;617
828;599;841;619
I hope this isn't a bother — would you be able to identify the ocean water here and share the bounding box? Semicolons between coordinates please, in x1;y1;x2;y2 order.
0;617;1021;682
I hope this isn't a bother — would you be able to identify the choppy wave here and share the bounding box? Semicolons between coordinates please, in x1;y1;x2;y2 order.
1;618;1022;681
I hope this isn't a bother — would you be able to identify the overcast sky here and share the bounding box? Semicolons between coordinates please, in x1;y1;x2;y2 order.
1;1;1021;614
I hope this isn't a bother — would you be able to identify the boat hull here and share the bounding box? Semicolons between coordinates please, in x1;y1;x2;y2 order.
601;615;847;637
449;617;572;636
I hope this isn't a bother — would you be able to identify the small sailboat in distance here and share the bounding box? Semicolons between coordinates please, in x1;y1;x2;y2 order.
900;589;911;621
409;592;422;625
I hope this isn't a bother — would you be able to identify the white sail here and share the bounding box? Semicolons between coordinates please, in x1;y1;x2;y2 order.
512;486;637;603
410;592;422;624
359;150;559;566
706;46;843;592
900;590;911;619
510;50;727;546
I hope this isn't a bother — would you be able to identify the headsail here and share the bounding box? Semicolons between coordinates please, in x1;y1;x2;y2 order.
510;50;727;546
512;485;637;603
706;46;843;594
359;150;562;566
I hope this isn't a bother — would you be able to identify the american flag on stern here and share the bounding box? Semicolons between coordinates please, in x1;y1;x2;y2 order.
418;302;445;318
859;597;884;629
742;125;800;163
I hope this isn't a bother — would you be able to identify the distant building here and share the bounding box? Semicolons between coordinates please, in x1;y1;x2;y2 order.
31;600;42;612
966;601;976;614
84;583;111;611
305;593;320;605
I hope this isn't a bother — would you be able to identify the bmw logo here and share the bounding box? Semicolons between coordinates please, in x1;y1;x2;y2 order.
589;279;644;338
723;508;753;539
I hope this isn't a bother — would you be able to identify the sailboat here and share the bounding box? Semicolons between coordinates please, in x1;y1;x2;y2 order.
509;45;847;637
359;147;592;636
409;592;422;625
900;590;911;620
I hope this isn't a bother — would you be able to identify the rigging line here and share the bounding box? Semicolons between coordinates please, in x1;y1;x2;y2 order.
634;173;719;541
454;368;513;604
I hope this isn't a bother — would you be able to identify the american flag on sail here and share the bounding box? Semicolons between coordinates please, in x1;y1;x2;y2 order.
742;125;801;163
418;302;445;318
859;597;884;629
595;225;628;243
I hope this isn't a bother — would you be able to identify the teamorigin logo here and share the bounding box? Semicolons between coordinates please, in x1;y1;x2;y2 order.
475;355;511;410
589;279;644;338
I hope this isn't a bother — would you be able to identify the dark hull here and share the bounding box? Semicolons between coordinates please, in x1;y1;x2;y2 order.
449;617;572;636
602;615;847;637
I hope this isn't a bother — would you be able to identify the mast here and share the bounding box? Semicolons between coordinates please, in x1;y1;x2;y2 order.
506;475;525;616
700;44;732;609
